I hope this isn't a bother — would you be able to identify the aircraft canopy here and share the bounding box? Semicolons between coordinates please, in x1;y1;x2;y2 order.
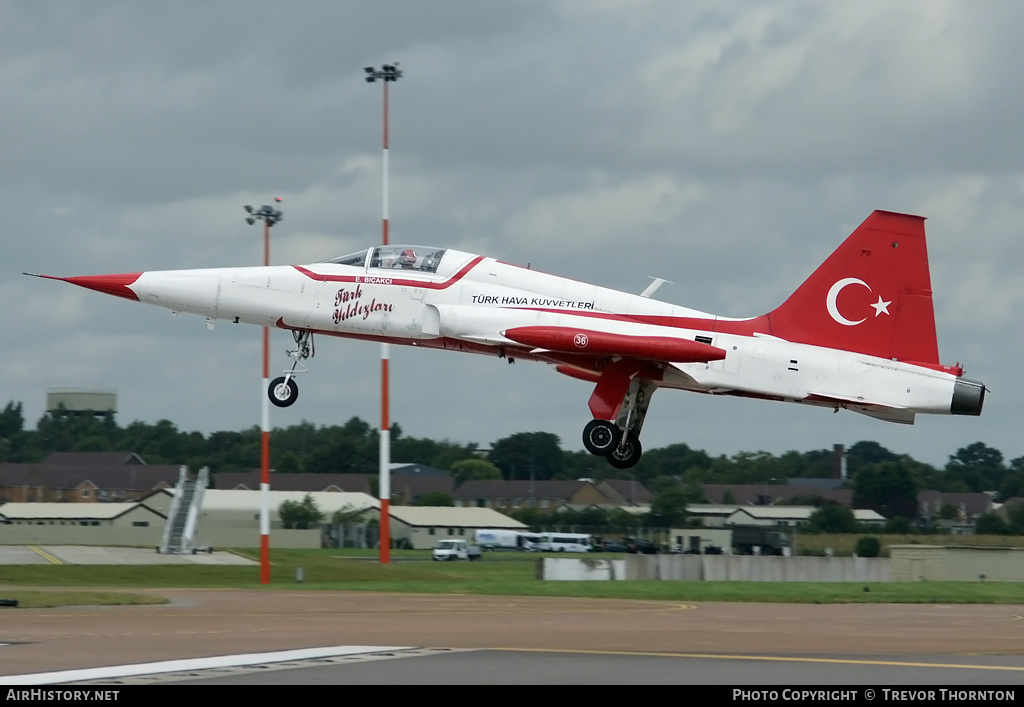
324;245;447;273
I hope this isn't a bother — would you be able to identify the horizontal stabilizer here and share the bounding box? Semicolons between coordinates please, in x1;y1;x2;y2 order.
846;405;916;425
503;326;725;363
807;391;916;425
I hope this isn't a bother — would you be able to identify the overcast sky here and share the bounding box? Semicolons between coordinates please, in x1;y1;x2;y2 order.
4;1;1023;469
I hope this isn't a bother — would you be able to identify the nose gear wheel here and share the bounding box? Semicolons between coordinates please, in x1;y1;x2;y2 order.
266;329;313;408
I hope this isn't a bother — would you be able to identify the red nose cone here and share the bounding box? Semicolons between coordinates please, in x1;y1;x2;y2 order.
51;273;142;301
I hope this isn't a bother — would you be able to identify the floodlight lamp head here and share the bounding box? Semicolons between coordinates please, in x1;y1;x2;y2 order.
244;205;253;213
246;217;255;225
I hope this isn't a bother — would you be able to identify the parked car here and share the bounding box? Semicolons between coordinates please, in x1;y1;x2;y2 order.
597;540;627;553
623;537;660;554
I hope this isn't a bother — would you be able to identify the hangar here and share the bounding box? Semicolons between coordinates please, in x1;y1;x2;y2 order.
0;501;167;545
0;488;527;551
387;506;527;549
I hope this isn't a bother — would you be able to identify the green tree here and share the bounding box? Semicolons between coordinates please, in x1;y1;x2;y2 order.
997;469;1024;503
804;502;859;534
489;431;563;480
648;484;690;527
855;536;881;558
0;401;24;438
450;459;501;486
975;511;1009;536
945;442;1006;493
853;461;921;520
278;494;324;529
275;451;303;473
785;448;837;479
846;441;901;476
607;507;641;532
1007;503;1024;535
631;443;712;485
883;516;915;534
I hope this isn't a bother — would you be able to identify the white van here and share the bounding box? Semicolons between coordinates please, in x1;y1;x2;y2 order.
475;528;521;551
432;539;482;561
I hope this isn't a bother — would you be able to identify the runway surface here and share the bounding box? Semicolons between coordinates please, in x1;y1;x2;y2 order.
2;589;1023;685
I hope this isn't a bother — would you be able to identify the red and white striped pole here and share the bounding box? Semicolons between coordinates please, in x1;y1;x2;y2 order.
261;221;271;583
366;63;401;564
245;201;282;582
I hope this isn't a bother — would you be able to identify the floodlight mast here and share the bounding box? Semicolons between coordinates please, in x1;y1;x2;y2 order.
365;63;401;565
244;200;283;584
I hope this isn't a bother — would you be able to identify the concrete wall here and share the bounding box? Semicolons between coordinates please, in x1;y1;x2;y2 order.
543;558;627;581
696;556;889;582
543;555;889;582
891;545;1024;582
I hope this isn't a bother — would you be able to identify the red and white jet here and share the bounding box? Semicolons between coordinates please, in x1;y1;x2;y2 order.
30;210;985;468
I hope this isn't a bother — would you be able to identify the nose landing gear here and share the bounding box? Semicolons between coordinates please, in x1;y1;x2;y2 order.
268;329;313;408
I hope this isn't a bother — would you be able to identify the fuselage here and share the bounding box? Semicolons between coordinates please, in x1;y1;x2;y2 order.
115;243;977;422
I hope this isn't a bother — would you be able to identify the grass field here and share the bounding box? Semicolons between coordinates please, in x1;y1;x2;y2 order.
2;548;1024;607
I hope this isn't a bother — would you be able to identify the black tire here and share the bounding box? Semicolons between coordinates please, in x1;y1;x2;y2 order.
269;376;299;408
607;433;642;469
582;419;620;456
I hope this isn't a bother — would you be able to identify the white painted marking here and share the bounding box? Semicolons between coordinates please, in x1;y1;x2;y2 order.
0;645;412;685
826;277;869;326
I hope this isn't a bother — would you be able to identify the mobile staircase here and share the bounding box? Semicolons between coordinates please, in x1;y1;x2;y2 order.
159;466;211;554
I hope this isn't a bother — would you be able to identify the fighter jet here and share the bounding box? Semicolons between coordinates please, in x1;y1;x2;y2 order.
29;210;985;468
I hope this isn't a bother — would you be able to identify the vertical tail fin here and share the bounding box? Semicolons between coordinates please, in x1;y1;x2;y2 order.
766;210;939;364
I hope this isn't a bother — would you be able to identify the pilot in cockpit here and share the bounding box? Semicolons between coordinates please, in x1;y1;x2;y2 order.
394;248;417;269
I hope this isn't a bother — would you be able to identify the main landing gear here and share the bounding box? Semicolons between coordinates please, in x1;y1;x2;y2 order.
582;378;655;469
268;329;313;408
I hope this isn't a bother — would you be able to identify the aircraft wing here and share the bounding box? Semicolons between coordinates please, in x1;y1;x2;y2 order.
502;326;724;423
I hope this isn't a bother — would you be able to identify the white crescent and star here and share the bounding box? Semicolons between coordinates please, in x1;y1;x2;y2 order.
826;278;891;326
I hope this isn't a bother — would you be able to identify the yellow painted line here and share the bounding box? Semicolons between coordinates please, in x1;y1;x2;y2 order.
494;647;1024;672
26;546;62;565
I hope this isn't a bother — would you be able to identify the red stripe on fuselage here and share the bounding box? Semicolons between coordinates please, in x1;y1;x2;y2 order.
502;306;768;336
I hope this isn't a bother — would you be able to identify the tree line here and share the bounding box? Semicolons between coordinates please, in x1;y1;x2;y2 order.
2;400;1023;508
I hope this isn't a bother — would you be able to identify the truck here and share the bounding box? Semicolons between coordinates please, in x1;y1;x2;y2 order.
730;525;792;556
475;528;521;551
431;539;482;561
